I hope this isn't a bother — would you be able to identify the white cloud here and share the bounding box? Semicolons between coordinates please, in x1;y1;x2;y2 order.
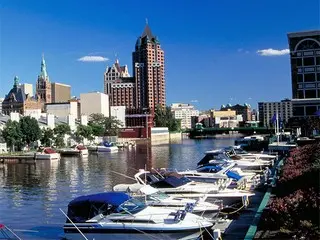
237;48;243;52
190;100;199;103
77;56;109;62
256;48;289;56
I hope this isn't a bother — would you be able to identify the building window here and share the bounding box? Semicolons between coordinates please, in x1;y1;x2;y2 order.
305;89;317;98
297;74;303;82
306;106;317;116
296;58;302;66
303;57;315;66
298;90;304;99
316;56;320;65
304;73;316;82
293;106;304;116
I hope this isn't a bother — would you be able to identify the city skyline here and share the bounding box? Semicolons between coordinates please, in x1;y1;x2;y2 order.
1;0;319;110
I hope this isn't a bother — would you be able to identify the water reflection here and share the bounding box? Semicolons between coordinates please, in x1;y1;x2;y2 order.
0;138;236;239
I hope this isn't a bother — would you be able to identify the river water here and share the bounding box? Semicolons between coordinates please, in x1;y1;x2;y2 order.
0;138;236;239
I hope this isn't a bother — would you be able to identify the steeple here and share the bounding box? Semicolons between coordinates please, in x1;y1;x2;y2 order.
13;76;19;88
40;53;48;79
141;20;154;39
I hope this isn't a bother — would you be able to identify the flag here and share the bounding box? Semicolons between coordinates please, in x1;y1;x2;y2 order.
271;113;277;124
314;109;320;116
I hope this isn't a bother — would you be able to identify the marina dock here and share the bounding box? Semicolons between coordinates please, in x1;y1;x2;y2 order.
0;154;36;163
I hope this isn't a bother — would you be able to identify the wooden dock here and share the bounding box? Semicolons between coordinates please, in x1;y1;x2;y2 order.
0;154;36;163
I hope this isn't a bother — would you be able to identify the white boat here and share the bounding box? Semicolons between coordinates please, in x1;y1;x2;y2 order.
228;146;276;161
63;192;213;240
88;142;118;153
60;145;88;156
113;184;222;220
34;147;60;160
198;150;271;170
133;170;254;206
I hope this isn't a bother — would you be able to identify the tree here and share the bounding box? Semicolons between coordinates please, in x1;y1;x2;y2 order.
154;105;181;132
104;116;123;136
1;120;23;151
88;114;123;136
74;125;93;143
19;116;41;147
54;124;71;136
41;128;54;147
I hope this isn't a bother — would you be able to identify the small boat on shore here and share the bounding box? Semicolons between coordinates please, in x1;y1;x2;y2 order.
63;192;213;240
34;147;60;160
59;145;88;156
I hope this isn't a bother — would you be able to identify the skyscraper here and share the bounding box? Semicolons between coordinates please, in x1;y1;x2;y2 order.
36;55;51;103
132;23;165;111
51;82;71;103
287;30;320;117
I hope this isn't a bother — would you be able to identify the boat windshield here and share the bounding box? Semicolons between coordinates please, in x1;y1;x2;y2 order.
198;152;231;166
150;191;169;200
116;198;146;214
150;176;191;188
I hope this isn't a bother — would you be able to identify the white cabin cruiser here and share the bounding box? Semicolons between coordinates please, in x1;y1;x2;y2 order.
133;170;254;206
60;144;88;156
113;184;222;220
34;147;60;160
63;192;213;240
198;150;270;170
226;146;276;161
88;141;118;153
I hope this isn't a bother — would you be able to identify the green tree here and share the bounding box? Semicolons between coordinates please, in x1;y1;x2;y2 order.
74;125;93;143
54;135;65;148
41;128;54;147
19;116;41;147
154;105;181;132
104;116;123;136
54;124;71;136
1;120;23;151
88;114;123;136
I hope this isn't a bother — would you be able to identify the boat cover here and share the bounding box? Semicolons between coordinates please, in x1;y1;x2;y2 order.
67;192;131;223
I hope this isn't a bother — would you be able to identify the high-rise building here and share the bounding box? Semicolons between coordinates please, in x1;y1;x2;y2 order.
133;23;165;110
171;103;199;129
0;98;4;114
104;59;130;97
287;30;320;117
111;77;135;108
258;99;293;127
220;103;252;122
51;82;71;103
21;83;33;97
36;55;51;104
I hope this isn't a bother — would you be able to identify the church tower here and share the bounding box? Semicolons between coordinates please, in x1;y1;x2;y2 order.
36;54;51;103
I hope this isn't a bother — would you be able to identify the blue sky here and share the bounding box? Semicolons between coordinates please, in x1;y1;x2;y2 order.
0;0;319;110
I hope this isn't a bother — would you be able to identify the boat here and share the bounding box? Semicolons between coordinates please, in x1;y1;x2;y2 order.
132;169;254;206
63;192;213;240
198;150;271;170
175;163;258;186
225;146;276;161
113;184;223;220
60;145;88;156
34;147;60;160
0;224;20;239
87;141;118;153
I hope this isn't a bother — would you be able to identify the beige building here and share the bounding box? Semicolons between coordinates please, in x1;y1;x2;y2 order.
104;59;130;97
80;92;109;117
21;83;33;97
211;109;239;128
45;100;80;119
171;103;199;129
51;82;71;103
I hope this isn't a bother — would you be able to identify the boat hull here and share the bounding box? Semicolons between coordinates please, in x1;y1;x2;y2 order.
63;227;210;240
34;153;60;160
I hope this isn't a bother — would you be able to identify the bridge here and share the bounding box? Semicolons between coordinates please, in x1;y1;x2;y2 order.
185;127;292;138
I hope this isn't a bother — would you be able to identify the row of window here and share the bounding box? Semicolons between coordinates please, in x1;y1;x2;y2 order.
293;105;319;116
296;89;320;99
295;56;320;66
297;73;320;82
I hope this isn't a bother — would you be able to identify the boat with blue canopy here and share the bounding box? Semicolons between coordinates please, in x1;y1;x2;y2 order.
63;192;213;240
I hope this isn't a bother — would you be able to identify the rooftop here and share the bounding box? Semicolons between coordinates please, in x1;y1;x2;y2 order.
287;30;320;38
